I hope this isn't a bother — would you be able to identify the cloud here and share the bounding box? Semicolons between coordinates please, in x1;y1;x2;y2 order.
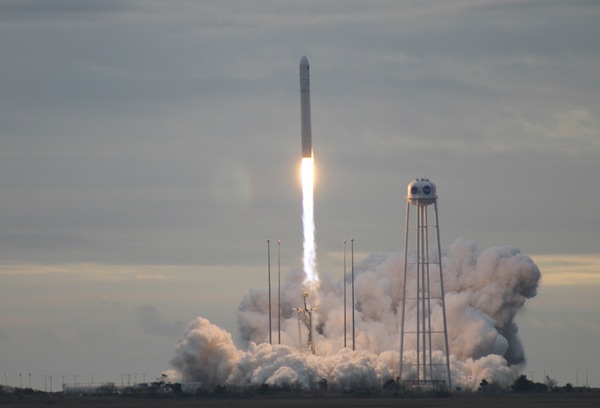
530;254;600;286
0;0;134;19
135;305;185;337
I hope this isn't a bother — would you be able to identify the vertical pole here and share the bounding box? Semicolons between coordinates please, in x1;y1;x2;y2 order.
278;240;281;345
399;202;410;383
297;312;303;349
267;239;272;345
343;239;347;349
425;207;434;379
416;204;421;380
351;238;355;351
419;206;428;381
419;206;427;381
421;205;427;379
434;201;452;389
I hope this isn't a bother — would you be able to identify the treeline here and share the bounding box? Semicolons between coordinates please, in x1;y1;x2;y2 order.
1;374;597;399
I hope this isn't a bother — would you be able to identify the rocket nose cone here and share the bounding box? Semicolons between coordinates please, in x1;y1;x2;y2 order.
300;56;309;66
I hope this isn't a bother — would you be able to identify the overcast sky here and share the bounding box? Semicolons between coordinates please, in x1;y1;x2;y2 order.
1;0;599;390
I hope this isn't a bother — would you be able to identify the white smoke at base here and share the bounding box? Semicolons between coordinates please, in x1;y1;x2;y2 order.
165;238;541;391
301;157;318;286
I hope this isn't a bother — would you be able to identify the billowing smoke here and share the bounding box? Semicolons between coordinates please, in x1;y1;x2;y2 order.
165;238;540;391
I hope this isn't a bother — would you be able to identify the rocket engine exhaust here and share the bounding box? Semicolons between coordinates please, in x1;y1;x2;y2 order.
301;157;317;285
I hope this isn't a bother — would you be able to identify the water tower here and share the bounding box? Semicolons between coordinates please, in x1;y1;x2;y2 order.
399;178;452;391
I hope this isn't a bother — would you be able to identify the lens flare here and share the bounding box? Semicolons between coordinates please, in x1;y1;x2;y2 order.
301;157;318;285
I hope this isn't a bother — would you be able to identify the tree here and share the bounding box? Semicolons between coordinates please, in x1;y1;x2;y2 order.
166;382;182;395
512;375;532;392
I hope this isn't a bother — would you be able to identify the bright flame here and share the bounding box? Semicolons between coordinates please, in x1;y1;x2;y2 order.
301;157;318;285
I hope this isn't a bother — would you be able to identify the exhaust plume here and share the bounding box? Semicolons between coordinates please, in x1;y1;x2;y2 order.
301;157;318;286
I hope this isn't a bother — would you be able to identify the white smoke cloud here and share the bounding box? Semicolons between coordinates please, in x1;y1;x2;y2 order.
166;317;241;388
166;237;540;391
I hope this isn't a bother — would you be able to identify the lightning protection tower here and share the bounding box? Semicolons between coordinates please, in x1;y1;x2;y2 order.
399;178;451;391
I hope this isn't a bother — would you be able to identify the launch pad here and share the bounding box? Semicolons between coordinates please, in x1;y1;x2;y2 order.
293;292;317;354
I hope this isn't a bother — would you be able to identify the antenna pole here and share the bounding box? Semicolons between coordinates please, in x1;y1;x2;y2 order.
267;239;272;345
343;239;347;348
278;240;281;345
351;238;355;351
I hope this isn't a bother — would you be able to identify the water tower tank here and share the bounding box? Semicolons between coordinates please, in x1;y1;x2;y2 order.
407;178;437;206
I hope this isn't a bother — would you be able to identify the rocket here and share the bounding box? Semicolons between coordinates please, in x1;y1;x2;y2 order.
300;56;312;158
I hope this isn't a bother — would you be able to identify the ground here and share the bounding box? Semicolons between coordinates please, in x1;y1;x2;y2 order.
1;393;599;408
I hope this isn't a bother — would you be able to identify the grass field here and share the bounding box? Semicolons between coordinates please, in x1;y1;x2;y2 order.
2;393;599;408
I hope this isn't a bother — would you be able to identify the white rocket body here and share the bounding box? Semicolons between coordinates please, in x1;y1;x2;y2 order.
300;56;312;158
